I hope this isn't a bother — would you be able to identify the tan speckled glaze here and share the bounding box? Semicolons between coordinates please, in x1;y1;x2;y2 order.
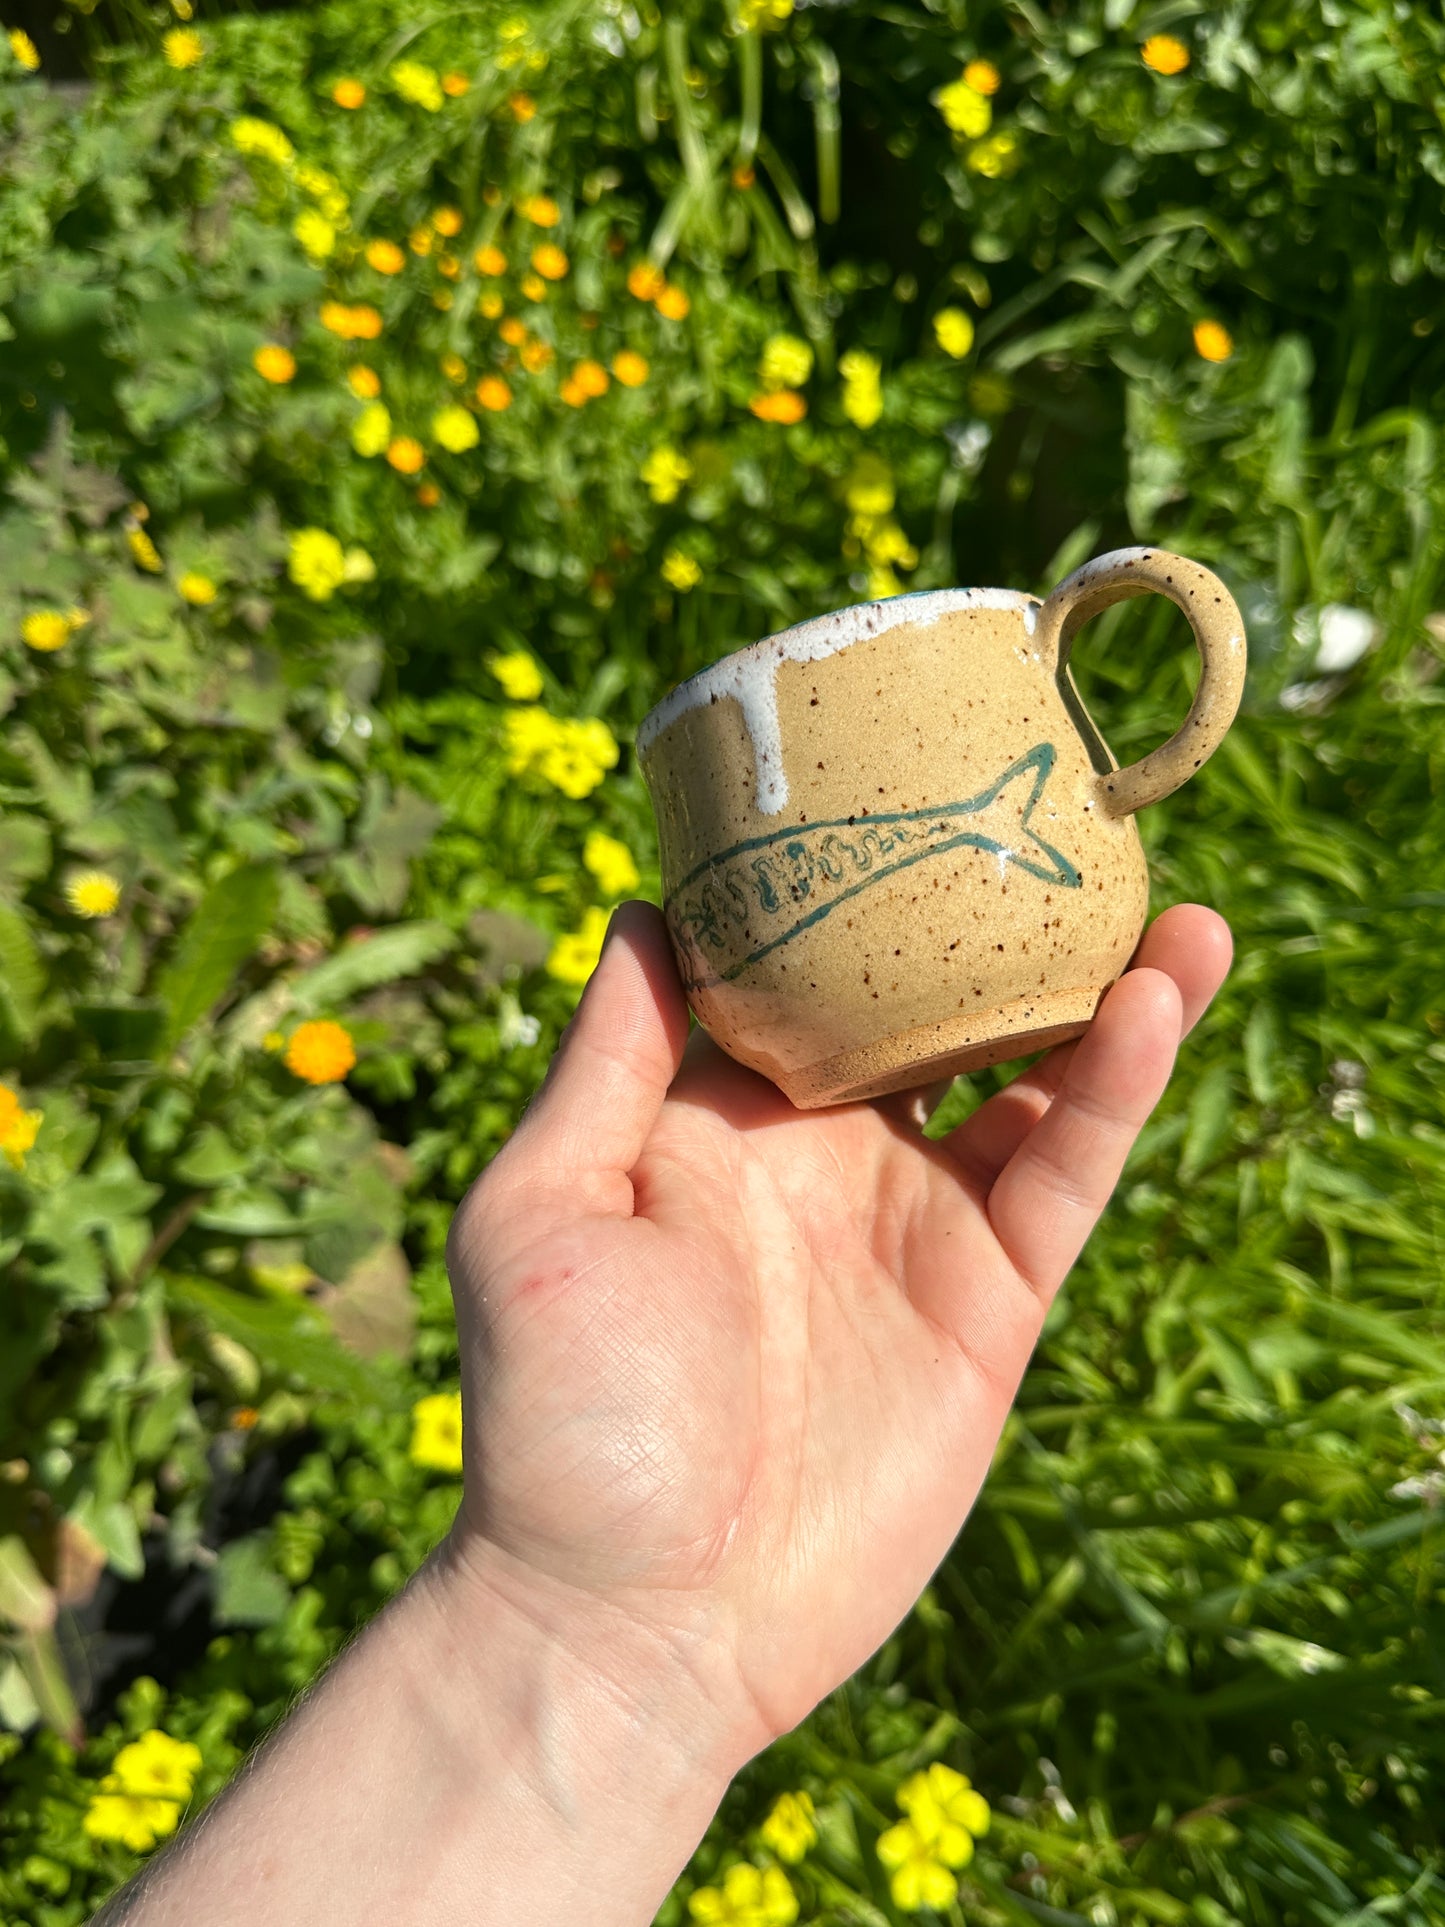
637;548;1246;1108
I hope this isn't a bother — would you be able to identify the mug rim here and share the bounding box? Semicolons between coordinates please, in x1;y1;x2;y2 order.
636;584;1043;756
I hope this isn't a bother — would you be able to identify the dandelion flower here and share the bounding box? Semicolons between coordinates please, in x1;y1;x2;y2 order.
432;206;463;237
365;239;406;275
386;436;426;474
759;333;813;389
1142;33;1190;75
640;445;692;503
0;1085;42;1172
547;906;613;985
162;28;204;68
655;283;691;320
21;609;84;652
478;295;503;322
230;117;295;167
476;375;513;412
612;350;649;387
933;307;975;358
253;343;297;383
66;871;121;917
935;76;991;138
474;244;507;276
8;29;40;71
963;58;1000;94
509;92;536;122
433;405;480;452
284;1018;356;1084
583;831;640;898
662;550;702;592
520;339;554;372
489;650;544;701
332;78;366;108
520;272;547;302
129;527;165;573
351;401;392;457
518;194;561;227
293;211;336;262
760;1791;817;1864
532;243;568;280
574;359;609;398
178;572;217;606
839;348;883;428
627;262;665;302
499;316;528;346
749;389;807;424
1193;318;1234;362
410;1391;464;1473
391;59;444;111
288;528;348;600
348;364;381;398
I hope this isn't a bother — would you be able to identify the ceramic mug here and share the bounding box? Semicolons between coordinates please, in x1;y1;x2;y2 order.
636;547;1246;1109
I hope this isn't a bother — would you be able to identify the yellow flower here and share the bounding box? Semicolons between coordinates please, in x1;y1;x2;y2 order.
231;117;295;167
935;76;991;139
509;92;537;122
500;317;528;347
655;283;691;321
391;59;444;111
81;1793;181;1854
583;831;640;898
433;405;480;452
442;71;470;96
342;546;375;583
867;565;903;600
505;709;619;798
478;294;504;323
897;1762;991;1849
489;650;544;700
628;261;665;302
759;333;813;389
351;401;392;457
293;210;336;260
476;375;513;412
845;455;895;517
253;343;297;384
21;608;85;652
332;78;366;108
1142;33;1190;75
441;353;467;384
759;1791;817;1864
662;550;702;592
288;528;348;600
547;906;613;986
574;359;610;397
840;348;883;427
641;445;692;503
475;244;508;276
1193;318;1234;362
0;1086;42;1172
178;572;217;606
520;338;555;372
81;1730;200;1853
875;1820;959;1913
532;243;569;281
520;272;547;302
688;1862;798;1926
129;527;165;573
284;1018;356;1084
8;28;40;70
933;307;975;358
410;1390;464;1473
110;1731;203;1801
347;364;381;399
518;194;561;227
750;389;807;424
387;436;426;474
365;238;406;275
162;28;204;68
432;205;463;236
968;129;1021;177
964;58;1000;95
738;0;794;30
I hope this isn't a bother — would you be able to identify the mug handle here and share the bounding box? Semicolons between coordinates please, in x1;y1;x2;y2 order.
1033;547;1247;816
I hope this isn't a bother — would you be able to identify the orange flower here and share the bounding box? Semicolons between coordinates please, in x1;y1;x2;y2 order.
438;255;461;280
750;389;807;423
231;1406;260;1430
332;78;366;109
520;338;555;372
284;1019;356;1084
560;376;587;406
351;306;383;340
963;58;1000;95
732;162;756;190
1141;33;1190;75
253;343;296;383
627;261;665;301
474;244;507;276
655;283;691;320
532;243;568;280
319;302;382;340
386;436;426;473
417;481;442;506
409;224;433;256
347;365;381;398
442;71;470;96
433;206;463;237
476;375;512;411
366;238;406;274
520;273;546;302
611;350;649;387
478;291;504;319
1192;318;1234;362
499;317;528;346
509;92;536;122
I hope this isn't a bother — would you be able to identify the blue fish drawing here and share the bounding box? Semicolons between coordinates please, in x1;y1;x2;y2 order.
666;741;1082;987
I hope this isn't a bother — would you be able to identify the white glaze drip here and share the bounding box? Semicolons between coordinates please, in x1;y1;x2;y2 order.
637;587;1040;815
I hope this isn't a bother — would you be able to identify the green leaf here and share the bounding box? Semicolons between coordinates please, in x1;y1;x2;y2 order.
289;921;457;1015
213;1534;291;1629
0;903;44;1044
167;1274;399;1407
153;865;279;1044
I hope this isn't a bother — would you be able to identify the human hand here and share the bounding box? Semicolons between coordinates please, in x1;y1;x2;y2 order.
442;901;1231;1775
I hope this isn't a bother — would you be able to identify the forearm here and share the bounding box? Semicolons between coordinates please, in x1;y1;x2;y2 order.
91;1535;750;1926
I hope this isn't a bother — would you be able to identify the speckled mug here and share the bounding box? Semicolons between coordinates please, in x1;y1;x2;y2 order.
637;547;1246;1109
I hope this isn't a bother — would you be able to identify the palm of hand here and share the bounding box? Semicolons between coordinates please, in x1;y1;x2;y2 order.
445;901;1228;1745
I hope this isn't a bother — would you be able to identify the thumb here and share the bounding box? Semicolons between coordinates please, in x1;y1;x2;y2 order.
494;900;691;1212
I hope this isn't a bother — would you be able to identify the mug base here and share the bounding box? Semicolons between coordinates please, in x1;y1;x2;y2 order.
778;985;1108;1110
